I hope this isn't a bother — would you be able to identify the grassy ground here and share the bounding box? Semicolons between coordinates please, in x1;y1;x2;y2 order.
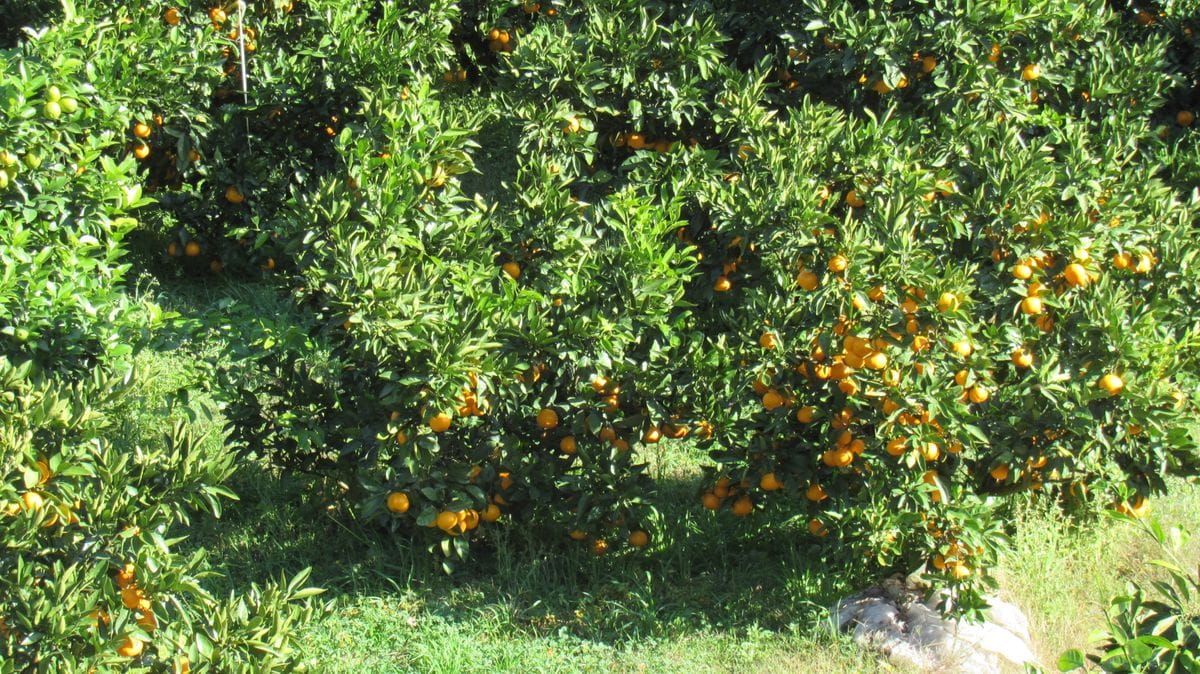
130;278;1200;673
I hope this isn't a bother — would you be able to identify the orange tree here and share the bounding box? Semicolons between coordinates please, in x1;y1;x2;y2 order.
207;0;1200;590
1;8;318;670
129;0;1200;599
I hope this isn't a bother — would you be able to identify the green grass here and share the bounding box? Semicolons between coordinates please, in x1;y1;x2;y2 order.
998;482;1200;666
127;277;1199;673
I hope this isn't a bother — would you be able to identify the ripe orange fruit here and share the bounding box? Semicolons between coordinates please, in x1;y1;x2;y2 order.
919;442;941;462
1178;110;1195;127
121;587;144;610
132;122;152;139
845;190;865;208
502;261;521;279
116;636;144;658
386;492;410;513
823;448;853;468
951;340;973;357
1098;373;1124;396
114;563;136;588
559;435;577;454
731;496;753;516
481;504;501;522
936;292;960;312
209;7;226;24
628;530;649;547
602;393;620;413
759;472;782;491
968;385;990;404
224;185;245;203
796;406;816;423
805;484;828;502
759;332;778;350
136;611;157;632
807;518;829;537
886;437;907;457
164;7;181;25
133;144;150;160
1021;63;1041;81
1063;263;1090;288
761;389;784;410
1011;348;1033;369
590;375;609;394
21;491;44;511
989;465;1010;481
1020;296;1043;315
1112;251;1132;270
429;412;452;433
864;352;888;370
184;241;201;257
701;492;722;510
827;254;848;273
713;275;732;292
591;538;609;556
1124;497;1150;518
796;270;819;291
435;510;459;532
951;563;971;580
536;408;559;429
642;426;661;444
1011;263;1033;280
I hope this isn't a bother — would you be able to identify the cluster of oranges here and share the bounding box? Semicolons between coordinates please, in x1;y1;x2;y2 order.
108;564;158;658
382;366;720;552
925;518;984;580
4;461;81;528
486;27;514;53
700;475;759;517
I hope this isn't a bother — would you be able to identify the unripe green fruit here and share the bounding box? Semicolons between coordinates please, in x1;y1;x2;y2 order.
46;85;61;102
23;153;42;170
59;97;78;114
43;101;62;120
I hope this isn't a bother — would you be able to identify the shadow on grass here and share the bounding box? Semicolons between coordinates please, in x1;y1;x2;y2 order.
180;462;873;648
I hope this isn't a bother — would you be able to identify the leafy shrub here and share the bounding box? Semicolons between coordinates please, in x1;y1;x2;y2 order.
0;33;154;372
1058;513;1200;673
2;10;321;671
0;358;319;671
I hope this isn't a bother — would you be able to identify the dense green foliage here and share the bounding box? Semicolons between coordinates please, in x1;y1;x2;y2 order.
2;0;1200;668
